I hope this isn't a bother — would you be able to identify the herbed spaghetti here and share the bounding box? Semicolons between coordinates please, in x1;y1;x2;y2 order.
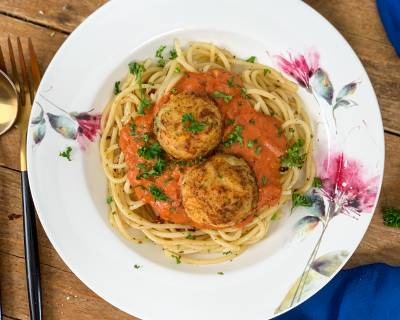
100;41;315;265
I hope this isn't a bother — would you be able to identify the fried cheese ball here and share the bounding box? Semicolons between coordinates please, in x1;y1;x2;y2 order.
154;93;222;160
181;154;258;229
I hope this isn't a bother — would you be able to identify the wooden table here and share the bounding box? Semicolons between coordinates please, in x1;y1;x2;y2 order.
0;1;399;319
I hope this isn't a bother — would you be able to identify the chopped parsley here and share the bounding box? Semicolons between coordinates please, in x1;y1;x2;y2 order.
114;81;121;95
149;185;169;201
222;251;232;255
106;196;113;204
137;142;164;160
240;87;250;98
249;119;256;125
291;193;313;212
289;127;295;133
383;208;400;228
59;146;72;161
264;68;271;75
227;77;235;87
142;133;150;143
170;88;177;94
217;271;224;275
128;62;151;115
174;66;181;73
172;255;182;264
182;113;207;133
130;123;137;136
255;146;262;155
136;158;167;180
169;49;177;60
246;56;256;63
277;127;283;137
280;139;306;169
261;176;268;186
134;264;141;269
155;45;166;67
212;91;233;103
128;62;145;78
137;97;151;115
247;139;257;148
226;119;235;126
223;125;243;148
312;177;322;188
186;233;195;240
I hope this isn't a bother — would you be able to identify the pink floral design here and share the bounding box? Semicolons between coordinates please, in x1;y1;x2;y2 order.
275;49;320;92
71;112;102;150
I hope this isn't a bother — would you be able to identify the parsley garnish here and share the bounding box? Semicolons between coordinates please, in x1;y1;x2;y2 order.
289;127;295;133
172;255;182;264
186;233;195;240
169;49;177;60
227;77;235;87
137;97;151;115
383;208;400;228
170;88;177;94
217;271;224;275
136;159;167;180
128;62;151;115
134;264;141;269
155;45;166;67
312;177;322;188
182;113;207;133
59;146;72;161
246;56;256;63
247;139;256;148
255;146;262;155
261;176;267;186
280;139;306;169
291;193;313;212
114;81;121;95
137;142;164;160
149;185;169;201
212;91;233;103
227;119;235;126
142;133;150;143
277;127;283;137
264;68;271;75
106;196;113;204
223;125;243;148
222;251;232;255
174;66;181;73
129;62;145;78
130;123;137;136
240;87;249;98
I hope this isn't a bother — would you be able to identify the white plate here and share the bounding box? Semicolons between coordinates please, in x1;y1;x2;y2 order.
27;0;384;319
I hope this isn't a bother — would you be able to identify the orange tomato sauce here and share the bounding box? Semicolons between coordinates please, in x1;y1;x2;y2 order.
119;69;287;229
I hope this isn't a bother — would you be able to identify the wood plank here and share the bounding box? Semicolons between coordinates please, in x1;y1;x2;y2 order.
304;0;400;134
0;14;67;170
0;0;106;33
0;252;135;320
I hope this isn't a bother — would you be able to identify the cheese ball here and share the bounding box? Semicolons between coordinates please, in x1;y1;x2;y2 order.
154;93;222;160
181;154;258;229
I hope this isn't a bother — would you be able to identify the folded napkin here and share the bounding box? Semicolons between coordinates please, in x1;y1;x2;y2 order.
276;263;400;320
377;0;400;56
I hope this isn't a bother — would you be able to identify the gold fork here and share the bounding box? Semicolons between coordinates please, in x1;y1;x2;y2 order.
1;37;43;320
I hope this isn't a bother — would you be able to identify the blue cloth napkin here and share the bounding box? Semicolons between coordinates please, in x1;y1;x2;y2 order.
276;263;400;320
377;0;400;56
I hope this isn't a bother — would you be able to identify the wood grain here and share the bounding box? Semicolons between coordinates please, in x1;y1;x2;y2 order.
0;0;399;319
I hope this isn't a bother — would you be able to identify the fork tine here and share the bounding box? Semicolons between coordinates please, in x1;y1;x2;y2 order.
8;36;25;106
28;38;41;93
17;37;32;104
0;45;7;74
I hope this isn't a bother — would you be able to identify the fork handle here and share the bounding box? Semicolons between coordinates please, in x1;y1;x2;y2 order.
21;171;43;320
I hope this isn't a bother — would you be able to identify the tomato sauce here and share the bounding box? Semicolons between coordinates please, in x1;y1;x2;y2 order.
119;69;287;229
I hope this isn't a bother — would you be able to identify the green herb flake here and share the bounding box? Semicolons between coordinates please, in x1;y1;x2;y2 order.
217;271;224;275
247;139;256;148
222;251;232;255
261;176;267;186
264;68;271;76
59;146;72;161
312;177;322;188
155;45;166;67
134;264;141;269
170;88;177;94
277;127;283;137
271;211;280;220
186;233;195;240
128;62;145;78
227;77;235;87
240;87;249;98
106;196;113;204
383;208;400;228
223;125;243;148
137;142;164;160
227;119;235;126
182;113;207;134
137;97;151;115
212;91;233;103
172;255;182;264
149;185;169;201
114;81;121;95
174;66;181;73
169;49;177;60
246;56;256;63
291;193;313;212
280;139;306;169
130;123;137;136
289;127;295;133
255;146;262;155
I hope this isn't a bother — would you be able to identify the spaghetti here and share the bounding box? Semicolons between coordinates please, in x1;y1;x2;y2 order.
100;41;315;265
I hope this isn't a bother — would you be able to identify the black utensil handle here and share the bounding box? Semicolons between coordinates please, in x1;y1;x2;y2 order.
21;171;42;320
